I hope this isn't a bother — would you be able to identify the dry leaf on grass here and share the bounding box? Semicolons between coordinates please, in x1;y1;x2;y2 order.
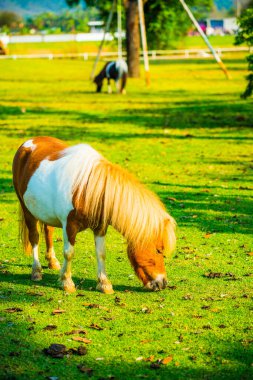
144;355;155;362
43;344;67;359
52;309;66;315
77;365;93;375
27;291;45;297
83;303;109;311
72;337;92;344
89;323;103;331
204;272;223;279
65;329;87;335
4;307;23;313
43;325;57;331
161;355;173;365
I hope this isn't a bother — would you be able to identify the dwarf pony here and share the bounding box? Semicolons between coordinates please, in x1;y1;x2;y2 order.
94;59;128;94
12;137;176;294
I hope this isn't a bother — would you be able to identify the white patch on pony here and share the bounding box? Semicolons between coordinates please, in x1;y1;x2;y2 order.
145;274;167;291
116;59;128;74
23;144;101;227
155;274;166;283
95;235;106;279
31;244;42;280
23;139;36;151
107;84;112;94
32;244;40;267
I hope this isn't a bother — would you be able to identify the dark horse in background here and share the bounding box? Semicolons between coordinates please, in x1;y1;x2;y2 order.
94;59;128;94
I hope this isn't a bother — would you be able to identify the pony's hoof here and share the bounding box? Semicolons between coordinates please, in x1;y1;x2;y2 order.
31;271;42;281
62;279;76;293
48;259;61;270
64;285;76;294
96;282;114;294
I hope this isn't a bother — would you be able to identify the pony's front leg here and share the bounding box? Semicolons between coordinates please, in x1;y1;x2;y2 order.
60;227;76;293
115;80;120;94
94;235;114;294
107;79;112;94
44;225;61;270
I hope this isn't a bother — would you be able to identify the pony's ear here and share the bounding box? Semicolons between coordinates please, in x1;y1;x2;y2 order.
163;216;176;256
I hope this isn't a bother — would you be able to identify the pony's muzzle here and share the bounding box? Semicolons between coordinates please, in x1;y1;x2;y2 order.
145;276;167;291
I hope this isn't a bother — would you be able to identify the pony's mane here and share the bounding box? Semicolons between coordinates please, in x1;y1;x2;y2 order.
64;145;175;252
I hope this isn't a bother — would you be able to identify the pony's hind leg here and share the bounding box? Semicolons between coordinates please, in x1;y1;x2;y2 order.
94;235;114;294
24;213;42;281
44;225;61;270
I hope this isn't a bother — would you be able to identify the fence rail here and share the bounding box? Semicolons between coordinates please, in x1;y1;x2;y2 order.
0;47;250;61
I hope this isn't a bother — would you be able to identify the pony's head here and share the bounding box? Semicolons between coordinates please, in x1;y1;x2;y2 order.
94;74;103;93
127;217;176;291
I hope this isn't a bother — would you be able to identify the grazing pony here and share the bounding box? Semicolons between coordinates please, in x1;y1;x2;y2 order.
12;137;176;294
94;59;128;94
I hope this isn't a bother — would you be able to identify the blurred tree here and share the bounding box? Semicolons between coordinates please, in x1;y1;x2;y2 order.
0;11;22;31
66;0;211;77
25;9;94;33
235;5;253;98
144;0;211;50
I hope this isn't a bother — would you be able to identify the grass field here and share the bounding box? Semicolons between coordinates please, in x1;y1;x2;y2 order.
6;35;241;55
0;54;252;380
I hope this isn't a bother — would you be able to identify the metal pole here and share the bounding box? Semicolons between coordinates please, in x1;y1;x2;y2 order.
90;0;116;80
178;0;230;79
138;0;150;86
117;0;122;59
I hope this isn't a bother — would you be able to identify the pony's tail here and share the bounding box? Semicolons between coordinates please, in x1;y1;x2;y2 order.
18;205;32;255
120;72;127;93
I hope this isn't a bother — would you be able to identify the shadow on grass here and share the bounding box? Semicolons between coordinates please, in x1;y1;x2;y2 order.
0;271;146;295
0;317;252;380
156;183;252;235
0;97;252;139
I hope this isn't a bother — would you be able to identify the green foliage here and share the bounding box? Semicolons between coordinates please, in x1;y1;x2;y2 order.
24;8;99;33
144;0;212;49
0;10;22;32
0;55;253;379
66;0;212;49
235;7;253;98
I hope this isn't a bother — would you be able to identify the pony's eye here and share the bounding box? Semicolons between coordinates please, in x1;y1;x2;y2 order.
156;248;163;255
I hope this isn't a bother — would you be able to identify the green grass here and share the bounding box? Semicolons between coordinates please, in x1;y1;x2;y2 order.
179;35;238;49
7;35;240;55
7;40;118;55
0;55;252;380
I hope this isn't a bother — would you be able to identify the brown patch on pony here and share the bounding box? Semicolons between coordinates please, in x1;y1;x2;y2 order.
12;136;68;198
127;242;167;286
120;72;127;93
13;136;68;254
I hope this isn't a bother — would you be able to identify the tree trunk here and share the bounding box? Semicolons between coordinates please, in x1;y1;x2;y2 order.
125;0;140;77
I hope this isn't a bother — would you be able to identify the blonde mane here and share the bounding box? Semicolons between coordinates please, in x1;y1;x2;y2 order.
67;146;175;252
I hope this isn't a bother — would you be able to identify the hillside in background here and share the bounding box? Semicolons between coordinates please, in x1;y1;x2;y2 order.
0;0;251;17
215;0;234;10
0;0;69;15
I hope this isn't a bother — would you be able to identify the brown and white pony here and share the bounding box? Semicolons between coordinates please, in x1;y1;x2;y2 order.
94;59;128;94
12;137;176;294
